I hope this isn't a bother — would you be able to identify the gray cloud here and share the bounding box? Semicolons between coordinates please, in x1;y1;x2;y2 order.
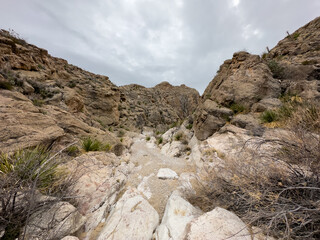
0;0;318;93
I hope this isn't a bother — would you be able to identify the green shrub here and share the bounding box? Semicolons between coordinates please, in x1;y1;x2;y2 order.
292;32;300;40
186;124;193;130
68;81;76;88
174;132;184;141
146;136;151;141
267;60;284;79
117;130;125;137
157;137;163;145
66;145;79;156
230;103;247;114
260;110;278;123
81;137;102;152
0;81;13;90
32;99;44;107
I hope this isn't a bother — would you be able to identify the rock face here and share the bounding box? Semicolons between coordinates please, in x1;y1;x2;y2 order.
194;16;320;140
155;191;202;240
185;207;251;240
119;82;200;131
97;188;159;240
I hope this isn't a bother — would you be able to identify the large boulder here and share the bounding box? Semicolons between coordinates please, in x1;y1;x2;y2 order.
23;201;86;240
63;152;133;238
185;207;251;240
155;191;202;240
97;188;159;240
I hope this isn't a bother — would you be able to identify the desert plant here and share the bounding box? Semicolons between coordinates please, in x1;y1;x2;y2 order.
117;130;125;138
32;99;44;107
66;145;79;157
188;102;320;239
260;110;278;123
230;103;247;114
267;60;285;79
186;123;193;130
81;137;102;152
0;146;71;239
157;137;163;145
0;81;13;90
146;136;151;141
102;143;112;152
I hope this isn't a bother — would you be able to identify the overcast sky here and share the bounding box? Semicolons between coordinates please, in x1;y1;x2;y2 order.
0;0;319;93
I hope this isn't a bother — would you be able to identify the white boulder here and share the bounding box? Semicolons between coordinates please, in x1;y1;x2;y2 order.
157;168;179;179
97;188;159;240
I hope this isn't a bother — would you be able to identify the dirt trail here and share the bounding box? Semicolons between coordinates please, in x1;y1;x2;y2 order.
125;135;196;217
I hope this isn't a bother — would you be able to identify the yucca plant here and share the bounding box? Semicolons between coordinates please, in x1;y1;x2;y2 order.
81;137;102;152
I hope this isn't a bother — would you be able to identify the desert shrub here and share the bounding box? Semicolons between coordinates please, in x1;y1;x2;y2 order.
230;103;247;114
32;99;44;107
292;32;300;40
0;29;27;46
188;102;320;239
0;146;69;239
0;80;13;90
174;132;184;141
117;130;125;138
146;136;151;141
186;123;193;130
66;145;79;156
157;137;163;145
267;60;285;79
81;137;102;152
260;110;278;123
67;81;76;88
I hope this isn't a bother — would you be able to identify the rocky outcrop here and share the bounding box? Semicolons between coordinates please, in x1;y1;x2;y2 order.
119;82;200;131
194;16;320;141
0;90;64;152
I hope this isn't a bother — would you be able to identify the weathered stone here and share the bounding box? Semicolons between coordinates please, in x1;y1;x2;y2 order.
97;188;159;240
251;98;282;112
157;168;179;179
185;207;251;240
155;191;202;240
23;201;86;240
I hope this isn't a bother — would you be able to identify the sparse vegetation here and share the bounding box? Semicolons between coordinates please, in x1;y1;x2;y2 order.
81;137;102;152
146;136;151;141
32;99;44;107
230;103;247;114
0;146;69;239
0;81;13;90
157;137;163;145
66;145;79;156
186;123;193;130
267;60;285;79
117;130;125;138
188;101;320;239
292;32;300;40
260;110;278;123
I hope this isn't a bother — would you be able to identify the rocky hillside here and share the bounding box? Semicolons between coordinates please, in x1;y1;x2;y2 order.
119;82;199;131
0;29;199;152
194;16;320;140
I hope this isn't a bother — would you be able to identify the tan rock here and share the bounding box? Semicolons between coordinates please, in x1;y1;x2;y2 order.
0;90;64;152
